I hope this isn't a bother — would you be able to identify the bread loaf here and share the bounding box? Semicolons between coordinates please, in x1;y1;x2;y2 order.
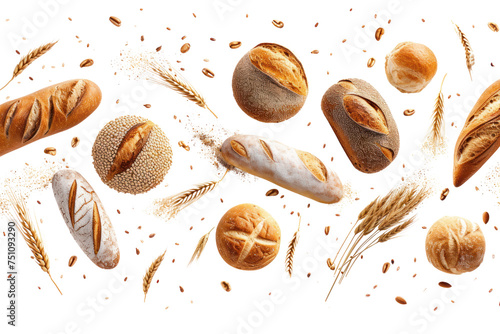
453;80;500;187
232;43;308;123
385;42;438;93
425;216;485;274
321;78;399;173
220;134;343;203
0;79;101;157
52;169;120;269
92;115;173;194
216;204;280;270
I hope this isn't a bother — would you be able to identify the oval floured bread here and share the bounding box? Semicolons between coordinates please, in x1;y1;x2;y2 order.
52;169;120;269
220;134;343;203
454;80;500;187
321;78;399;173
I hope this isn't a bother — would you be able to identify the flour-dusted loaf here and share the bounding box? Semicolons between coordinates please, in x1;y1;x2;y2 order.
52;169;120;269
321;78;399;173
220;134;343;204
425;216;485;274
0;79;101;157
232;43;308;123
216;204;280;270
453;80;500;187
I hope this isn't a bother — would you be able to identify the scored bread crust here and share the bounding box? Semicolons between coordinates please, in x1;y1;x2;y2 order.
385;41;438;93
232;43;308;123
453;80;500;187
425;216;485;274
220;134;343;203
321;78;400;173
52;169;120;269
0;79;101;157
216;204;280;271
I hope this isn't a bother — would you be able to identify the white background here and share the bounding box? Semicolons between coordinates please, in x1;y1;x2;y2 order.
1;0;500;333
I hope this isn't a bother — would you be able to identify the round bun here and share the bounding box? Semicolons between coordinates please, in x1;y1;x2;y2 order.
385;42;437;93
92;115;173;194
216;203;280;270
425;216;485;274
232;43;308;123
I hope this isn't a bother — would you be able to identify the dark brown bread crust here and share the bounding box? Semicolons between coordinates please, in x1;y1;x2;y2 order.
453;79;500;187
0;79;101;157
232;43;307;123
321;78;399;173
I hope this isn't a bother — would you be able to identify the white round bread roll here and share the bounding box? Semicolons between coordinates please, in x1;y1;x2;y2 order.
385;41;437;93
425;216;485;274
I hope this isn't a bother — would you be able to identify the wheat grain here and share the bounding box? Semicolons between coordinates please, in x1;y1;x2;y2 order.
453;22;475;80
378;216;416;243
7;188;62;295
0;41;57;91
143;250;166;302
285;217;301;277
145;60;217;118
189;227;214;265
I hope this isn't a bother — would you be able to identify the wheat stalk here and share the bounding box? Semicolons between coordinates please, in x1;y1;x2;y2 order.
325;184;429;301
189;227;214;265
143;250;166;302
145;59;217;118
285;216;301;277
0;41;58;91
152;170;227;221
425;74;447;153
453;22;475;80
6;188;62;295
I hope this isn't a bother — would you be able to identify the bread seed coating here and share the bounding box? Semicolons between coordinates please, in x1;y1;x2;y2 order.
92;115;172;194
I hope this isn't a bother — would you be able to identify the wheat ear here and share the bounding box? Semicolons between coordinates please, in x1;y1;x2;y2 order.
7;188;62;295
145;59;217;118
189;227;215;265
152;170;227;221
0;41;58;91
285;216;301;277
426;74;447;152
143;250;166;302
453;22;475;80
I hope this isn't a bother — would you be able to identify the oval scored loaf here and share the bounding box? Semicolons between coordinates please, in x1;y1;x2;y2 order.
0;79;101;157
321;78;399;173
220;134;343;203
52;169;120;269
453;80;500;187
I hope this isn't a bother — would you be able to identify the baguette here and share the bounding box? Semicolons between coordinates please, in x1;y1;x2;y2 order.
220;134;343;204
453;80;500;187
0;79;101;157
321;78;399;173
52;169;120;269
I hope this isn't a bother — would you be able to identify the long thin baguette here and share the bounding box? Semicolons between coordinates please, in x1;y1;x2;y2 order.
0;79;101;157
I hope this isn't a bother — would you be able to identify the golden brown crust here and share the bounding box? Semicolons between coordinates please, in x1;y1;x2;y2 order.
216;204;280;271
385;42;437;93
425;216;485;274
454;80;500;186
321;78;399;173
232;43;308;123
0;79;101;157
249;44;308;96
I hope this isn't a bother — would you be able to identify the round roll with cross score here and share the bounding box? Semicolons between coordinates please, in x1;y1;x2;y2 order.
216;204;280;271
